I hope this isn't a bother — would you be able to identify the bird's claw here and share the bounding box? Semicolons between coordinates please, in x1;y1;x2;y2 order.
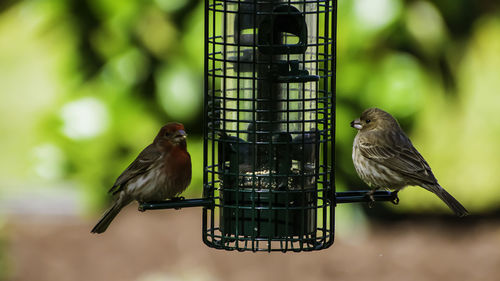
138;204;146;212
367;190;376;208
173;196;185;210
391;191;400;205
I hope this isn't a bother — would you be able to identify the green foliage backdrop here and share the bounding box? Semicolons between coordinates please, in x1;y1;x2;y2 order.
1;0;500;220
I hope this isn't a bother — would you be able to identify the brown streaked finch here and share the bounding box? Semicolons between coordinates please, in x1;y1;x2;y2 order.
91;123;192;233
351;108;468;217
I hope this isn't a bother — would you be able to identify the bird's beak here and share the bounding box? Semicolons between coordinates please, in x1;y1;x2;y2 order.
350;119;363;130
176;129;187;139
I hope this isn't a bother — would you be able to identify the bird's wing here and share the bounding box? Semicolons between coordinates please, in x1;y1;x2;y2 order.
109;144;161;194
357;134;437;185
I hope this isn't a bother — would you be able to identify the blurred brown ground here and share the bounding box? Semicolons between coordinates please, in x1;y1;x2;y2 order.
5;207;500;281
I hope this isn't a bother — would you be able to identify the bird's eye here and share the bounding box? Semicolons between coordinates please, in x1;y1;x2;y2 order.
366;119;371;124
165;132;171;137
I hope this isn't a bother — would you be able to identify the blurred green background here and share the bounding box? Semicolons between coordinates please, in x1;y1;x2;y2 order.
1;0;498;216
1;0;500;280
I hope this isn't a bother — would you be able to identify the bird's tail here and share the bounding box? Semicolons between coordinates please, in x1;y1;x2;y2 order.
91;199;128;234
422;184;469;217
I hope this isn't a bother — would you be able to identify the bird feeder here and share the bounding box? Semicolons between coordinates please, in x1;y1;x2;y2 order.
203;0;337;252
139;0;397;253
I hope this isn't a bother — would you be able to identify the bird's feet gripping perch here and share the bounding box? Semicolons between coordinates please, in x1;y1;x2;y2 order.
391;191;400;205
137;197;186;212
172;196;185;210
138;202;147;212
367;189;377;208
365;189;399;207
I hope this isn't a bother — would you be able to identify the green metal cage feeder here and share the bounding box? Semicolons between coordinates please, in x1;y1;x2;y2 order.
204;0;334;252
139;0;397;253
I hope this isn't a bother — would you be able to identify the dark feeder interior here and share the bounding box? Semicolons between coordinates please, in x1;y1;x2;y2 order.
139;0;398;253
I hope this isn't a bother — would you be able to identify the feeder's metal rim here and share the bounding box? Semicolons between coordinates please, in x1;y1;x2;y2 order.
138;190;398;211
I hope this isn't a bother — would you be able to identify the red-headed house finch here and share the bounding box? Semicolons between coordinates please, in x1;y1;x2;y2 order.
91;123;192;234
351;108;468;217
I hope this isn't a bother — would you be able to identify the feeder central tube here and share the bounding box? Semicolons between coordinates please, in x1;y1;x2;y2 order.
222;0;319;190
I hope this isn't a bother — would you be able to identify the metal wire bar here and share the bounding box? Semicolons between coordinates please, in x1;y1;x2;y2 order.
139;198;214;211
335;190;398;204
139;190;398;210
